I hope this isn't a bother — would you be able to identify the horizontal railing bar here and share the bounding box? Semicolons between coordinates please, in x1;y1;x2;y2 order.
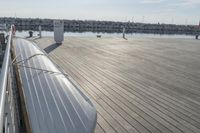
0;26;13;133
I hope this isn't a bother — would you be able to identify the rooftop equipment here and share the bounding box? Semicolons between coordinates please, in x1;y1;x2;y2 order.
122;27;126;39
13;39;97;133
38;25;42;38
29;31;33;37
54;20;64;44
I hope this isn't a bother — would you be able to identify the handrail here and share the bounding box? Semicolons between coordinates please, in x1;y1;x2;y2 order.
0;26;13;133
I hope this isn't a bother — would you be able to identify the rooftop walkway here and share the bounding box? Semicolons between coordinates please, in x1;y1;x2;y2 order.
35;36;200;133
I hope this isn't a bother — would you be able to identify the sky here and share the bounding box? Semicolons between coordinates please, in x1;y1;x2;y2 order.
0;0;200;25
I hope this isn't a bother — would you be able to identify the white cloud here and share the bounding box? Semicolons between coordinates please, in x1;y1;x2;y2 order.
166;0;200;9
183;0;200;4
180;0;200;7
141;0;165;4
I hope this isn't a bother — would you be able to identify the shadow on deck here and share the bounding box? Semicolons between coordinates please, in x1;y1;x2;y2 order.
43;43;60;54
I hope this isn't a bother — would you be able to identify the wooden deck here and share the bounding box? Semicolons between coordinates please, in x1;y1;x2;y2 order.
34;36;200;133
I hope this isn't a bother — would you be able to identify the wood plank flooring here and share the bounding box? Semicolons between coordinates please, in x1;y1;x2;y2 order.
34;36;200;133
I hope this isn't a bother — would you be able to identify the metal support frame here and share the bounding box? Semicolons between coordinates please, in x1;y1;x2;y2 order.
0;26;13;133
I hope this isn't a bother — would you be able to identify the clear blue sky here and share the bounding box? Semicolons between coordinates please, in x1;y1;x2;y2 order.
0;0;199;25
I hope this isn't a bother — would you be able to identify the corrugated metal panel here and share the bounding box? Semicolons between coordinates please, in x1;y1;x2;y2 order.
14;38;97;133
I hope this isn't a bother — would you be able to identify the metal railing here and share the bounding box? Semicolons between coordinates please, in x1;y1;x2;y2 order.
0;26;13;133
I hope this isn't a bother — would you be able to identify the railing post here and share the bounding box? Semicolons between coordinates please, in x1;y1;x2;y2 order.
4;114;7;133
0;26;13;133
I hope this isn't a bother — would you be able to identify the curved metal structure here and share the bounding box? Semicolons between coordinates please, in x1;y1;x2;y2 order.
13;38;97;133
